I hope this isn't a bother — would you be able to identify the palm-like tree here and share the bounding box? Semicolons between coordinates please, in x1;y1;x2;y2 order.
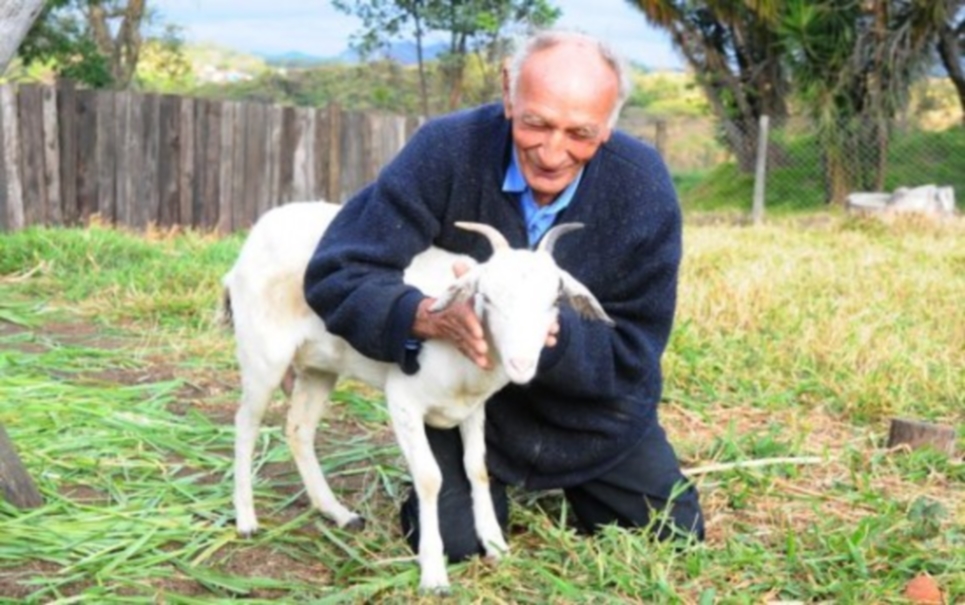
781;0;950;202
625;0;790;171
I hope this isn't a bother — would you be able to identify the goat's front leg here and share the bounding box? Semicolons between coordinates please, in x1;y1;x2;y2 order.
386;391;449;593
459;407;508;560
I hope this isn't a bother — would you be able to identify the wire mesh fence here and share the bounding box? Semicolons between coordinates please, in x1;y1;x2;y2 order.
622;107;963;213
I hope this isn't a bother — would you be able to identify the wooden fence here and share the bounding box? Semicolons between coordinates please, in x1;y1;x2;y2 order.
0;81;420;233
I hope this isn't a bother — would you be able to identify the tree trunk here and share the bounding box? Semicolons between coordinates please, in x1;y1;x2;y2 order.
937;27;965;127
0;0;46;75
87;0;147;89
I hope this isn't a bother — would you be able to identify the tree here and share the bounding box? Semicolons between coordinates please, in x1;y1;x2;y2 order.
630;0;955;202
17;0;150;89
88;0;147;88
625;0;790;172
333;0;436;115
425;0;559;110
0;0;47;74
333;0;559;115
780;0;952;202
935;3;965;124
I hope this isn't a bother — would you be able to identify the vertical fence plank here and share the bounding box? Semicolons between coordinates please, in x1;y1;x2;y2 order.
365;112;383;183
200;100;222;229
291;107;316;201
136;93;160;229
157;95;180;228
93;90;114;223
339;110;365;203
279;106;296;203
229;102;245;229
0;86;7;231
191;99;209;227
326;104;342;204
178;96;195;228
312;106;328;202
18;84;46;227
191;98;207;228
0;84;24;230
218;101;236;233
266;104;283;210
41;85;62;226
253;103;272;219
242;102;266;226
57;80;77;225
114;90;134;225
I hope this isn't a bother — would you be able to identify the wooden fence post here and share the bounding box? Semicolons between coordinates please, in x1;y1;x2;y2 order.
654;119;667;159
327;103;342;204
18;84;47;227
0;83;24;230
0;424;43;509
41;84;63;226
57;79;78;225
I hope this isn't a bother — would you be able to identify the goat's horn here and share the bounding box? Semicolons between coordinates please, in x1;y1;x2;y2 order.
537;222;584;255
454;221;510;252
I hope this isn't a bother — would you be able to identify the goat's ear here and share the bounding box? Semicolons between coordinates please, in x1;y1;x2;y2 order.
559;270;615;326
429;269;480;313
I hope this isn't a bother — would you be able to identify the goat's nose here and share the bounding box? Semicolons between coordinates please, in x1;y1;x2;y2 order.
507;357;536;382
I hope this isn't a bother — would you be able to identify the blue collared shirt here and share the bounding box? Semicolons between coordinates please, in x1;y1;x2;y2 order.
502;147;584;247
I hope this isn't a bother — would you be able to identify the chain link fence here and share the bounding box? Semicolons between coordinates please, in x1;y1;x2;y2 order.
620;105;963;213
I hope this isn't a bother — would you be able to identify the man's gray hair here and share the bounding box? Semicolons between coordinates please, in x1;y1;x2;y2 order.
506;29;633;129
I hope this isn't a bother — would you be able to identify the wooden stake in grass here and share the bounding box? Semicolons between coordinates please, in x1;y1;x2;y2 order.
887;418;957;457
0;423;43;508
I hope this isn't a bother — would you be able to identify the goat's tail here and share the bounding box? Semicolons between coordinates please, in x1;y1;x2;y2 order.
217;287;234;330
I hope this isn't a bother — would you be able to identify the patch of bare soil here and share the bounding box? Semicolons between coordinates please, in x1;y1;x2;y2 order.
1;320;392;599
660;402;964;547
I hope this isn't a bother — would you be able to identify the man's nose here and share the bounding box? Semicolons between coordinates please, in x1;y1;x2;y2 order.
539;130;568;168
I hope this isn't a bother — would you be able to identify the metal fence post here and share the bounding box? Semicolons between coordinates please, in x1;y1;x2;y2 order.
752;114;770;224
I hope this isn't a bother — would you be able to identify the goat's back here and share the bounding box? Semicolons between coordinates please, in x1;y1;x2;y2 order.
222;200;476;390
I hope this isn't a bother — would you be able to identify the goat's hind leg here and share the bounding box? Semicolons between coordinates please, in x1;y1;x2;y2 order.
234;360;289;537
286;370;363;529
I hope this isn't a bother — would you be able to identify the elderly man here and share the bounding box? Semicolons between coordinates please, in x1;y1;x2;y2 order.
304;28;705;560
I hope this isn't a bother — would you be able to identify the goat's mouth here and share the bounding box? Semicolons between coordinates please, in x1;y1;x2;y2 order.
504;357;538;384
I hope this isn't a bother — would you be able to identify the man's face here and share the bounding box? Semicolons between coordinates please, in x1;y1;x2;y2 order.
503;45;619;206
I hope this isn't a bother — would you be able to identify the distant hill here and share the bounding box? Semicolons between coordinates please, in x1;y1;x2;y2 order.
261;41;449;67
262;51;336;68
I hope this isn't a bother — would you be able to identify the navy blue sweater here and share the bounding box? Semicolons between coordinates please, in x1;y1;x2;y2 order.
304;103;682;489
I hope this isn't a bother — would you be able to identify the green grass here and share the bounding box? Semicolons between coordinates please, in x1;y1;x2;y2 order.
0;217;962;603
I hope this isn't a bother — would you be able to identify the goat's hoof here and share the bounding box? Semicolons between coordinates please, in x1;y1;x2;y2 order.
342;516;366;532
236;520;259;538
482;538;508;562
419;583;451;596
483;550;505;564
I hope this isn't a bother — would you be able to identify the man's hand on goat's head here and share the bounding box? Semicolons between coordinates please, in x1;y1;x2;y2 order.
411;260;491;370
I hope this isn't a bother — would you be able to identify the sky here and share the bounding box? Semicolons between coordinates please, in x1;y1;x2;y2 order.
150;0;684;70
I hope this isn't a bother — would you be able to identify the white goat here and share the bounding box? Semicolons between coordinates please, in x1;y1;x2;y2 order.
223;200;613;592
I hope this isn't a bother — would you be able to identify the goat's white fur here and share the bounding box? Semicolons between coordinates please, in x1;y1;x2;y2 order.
223;200;612;592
